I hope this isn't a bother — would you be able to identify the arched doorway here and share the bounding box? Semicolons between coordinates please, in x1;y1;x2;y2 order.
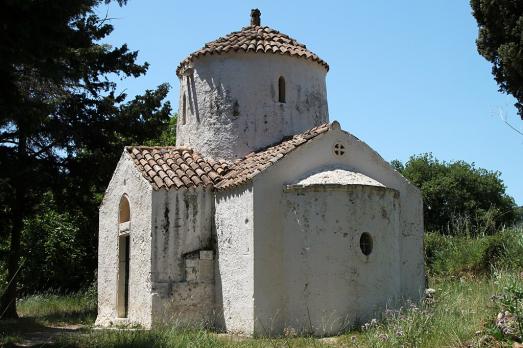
117;195;131;318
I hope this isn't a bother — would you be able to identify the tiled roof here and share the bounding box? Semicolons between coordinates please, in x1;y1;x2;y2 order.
176;25;329;76
126;147;228;190
127;124;332;191
215;123;330;190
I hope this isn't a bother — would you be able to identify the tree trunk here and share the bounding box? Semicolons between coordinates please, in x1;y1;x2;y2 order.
0;134;27;320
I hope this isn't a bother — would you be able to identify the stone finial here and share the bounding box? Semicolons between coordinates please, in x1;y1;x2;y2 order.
330;120;341;130
251;9;261;26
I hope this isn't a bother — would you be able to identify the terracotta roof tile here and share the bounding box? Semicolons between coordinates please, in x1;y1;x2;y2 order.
126;147;228;190
215;123;330;190
127;123;332;191
176;25;328;76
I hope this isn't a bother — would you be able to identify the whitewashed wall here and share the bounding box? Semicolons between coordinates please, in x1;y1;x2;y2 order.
96;153;154;328
282;184;400;335
150;187;216;326
214;185;255;334
176;53;329;160
251;126;424;335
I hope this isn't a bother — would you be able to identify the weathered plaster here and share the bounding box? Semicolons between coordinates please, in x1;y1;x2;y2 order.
96;152;154;328
149;187;216;326
176;52;329;160
250;128;424;336
282;184;400;335
214;185;255;334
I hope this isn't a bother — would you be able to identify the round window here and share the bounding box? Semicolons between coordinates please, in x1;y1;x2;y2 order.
359;233;373;256
333;143;345;156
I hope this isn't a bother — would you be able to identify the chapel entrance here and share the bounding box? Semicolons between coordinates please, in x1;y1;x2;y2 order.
117;235;130;317
117;195;131;318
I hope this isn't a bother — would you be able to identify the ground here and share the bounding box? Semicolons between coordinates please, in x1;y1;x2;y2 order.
0;275;517;348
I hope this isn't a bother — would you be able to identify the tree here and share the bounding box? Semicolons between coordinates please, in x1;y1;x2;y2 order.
0;0;172;318
392;154;517;235
470;0;523;119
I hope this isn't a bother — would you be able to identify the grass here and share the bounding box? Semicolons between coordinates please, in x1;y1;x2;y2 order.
425;226;523;276
17;291;97;325
1;227;522;347
339;275;505;347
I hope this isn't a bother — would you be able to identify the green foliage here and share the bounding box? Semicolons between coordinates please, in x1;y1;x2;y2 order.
494;272;523;341
394;153;517;235
0;0;174;315
145;114;177;146
343;276;502;348
19;193;90;293
424;227;523;276
17;291;97;325
470;0;523;119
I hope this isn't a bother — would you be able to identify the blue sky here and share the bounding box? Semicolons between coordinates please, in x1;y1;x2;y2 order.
97;1;523;205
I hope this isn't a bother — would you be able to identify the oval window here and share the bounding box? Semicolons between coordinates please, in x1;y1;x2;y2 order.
359;232;373;256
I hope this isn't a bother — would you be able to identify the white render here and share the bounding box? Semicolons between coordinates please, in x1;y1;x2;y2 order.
176;52;328;160
96;153;154;328
97;11;424;337
250;127;423;335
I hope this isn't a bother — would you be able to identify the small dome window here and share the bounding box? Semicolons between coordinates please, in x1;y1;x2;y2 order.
278;76;286;103
181;93;187;125
359;232;373;256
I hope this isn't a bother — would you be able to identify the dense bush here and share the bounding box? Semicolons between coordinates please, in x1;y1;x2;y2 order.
18;193;91;294
425;227;523;276
392;154;517;235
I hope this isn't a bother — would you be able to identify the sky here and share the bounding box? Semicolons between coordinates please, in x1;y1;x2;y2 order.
96;1;523;205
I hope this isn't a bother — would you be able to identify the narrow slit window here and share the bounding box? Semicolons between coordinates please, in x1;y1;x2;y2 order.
278;76;286;103
182;93;187;125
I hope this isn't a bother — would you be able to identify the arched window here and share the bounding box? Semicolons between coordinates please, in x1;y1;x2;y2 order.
117;195;130;318
278;76;286;103
119;195;130;223
181;93;187;125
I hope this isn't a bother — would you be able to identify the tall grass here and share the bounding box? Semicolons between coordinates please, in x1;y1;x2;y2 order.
340;276;501;347
17;285;97;325
425;226;523;276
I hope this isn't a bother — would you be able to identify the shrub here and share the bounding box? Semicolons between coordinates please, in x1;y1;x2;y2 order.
19;193;90;294
425;227;523;276
392;154;517;236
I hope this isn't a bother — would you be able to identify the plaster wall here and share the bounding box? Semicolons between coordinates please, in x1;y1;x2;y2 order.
151;188;214;283
96;153;154;328
149;187;215;326
214;185;255;334
176;53;329;160
282;185;400;335
251;127;424;335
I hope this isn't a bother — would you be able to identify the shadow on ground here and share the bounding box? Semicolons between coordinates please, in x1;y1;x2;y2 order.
0;316;88;347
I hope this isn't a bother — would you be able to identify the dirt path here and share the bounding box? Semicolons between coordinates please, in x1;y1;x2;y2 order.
1;320;85;347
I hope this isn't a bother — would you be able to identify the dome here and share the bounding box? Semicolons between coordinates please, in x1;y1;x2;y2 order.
176;9;329;76
292;169;385;188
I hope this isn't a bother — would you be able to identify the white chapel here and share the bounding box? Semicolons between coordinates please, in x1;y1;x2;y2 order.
96;9;424;336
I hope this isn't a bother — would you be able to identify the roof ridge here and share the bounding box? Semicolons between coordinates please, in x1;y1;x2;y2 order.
216;122;331;190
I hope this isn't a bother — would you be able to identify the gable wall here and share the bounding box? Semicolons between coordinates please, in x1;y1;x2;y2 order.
251;128;424;334
96;152;154;328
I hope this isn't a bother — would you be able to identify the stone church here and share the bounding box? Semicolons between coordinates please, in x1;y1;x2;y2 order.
96;9;424;336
